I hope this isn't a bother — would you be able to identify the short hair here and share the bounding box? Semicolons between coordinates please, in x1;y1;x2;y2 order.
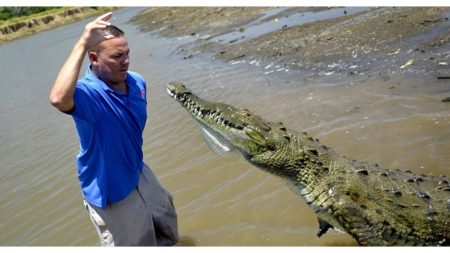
101;25;125;38
88;25;125;53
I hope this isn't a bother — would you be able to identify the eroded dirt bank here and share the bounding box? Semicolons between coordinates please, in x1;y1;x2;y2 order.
0;7;118;44
132;7;450;82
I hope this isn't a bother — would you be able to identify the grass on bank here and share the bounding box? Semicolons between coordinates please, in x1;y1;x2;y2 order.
0;7;60;22
0;7;75;26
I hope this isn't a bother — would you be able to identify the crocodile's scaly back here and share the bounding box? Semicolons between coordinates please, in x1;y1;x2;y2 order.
167;82;450;246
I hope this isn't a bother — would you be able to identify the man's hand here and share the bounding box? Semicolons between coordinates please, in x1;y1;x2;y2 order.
79;12;113;50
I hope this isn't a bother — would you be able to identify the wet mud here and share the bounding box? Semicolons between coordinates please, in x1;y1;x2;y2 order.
132;7;450;83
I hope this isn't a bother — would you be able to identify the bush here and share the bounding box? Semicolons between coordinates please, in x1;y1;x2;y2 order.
0;7;61;21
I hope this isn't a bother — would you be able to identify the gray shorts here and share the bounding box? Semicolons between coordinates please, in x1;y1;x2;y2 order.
83;164;179;246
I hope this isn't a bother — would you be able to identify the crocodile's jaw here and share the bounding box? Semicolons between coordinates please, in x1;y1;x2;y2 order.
167;82;284;164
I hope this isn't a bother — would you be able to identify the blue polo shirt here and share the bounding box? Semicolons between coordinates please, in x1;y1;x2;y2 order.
71;65;147;208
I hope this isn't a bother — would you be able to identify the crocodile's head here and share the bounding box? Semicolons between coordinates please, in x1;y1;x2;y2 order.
167;82;287;165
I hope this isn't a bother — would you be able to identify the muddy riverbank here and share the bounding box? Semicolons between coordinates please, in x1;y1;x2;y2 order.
132;7;450;83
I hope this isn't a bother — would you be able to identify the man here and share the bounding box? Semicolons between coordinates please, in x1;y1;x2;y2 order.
49;12;178;246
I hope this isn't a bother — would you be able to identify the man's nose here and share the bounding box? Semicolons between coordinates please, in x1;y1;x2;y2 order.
122;55;129;65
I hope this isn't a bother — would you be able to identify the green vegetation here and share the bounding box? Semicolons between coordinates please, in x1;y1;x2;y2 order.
0;7;61;21
0;7;119;44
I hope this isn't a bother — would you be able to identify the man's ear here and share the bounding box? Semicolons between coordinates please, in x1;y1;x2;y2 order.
88;51;98;65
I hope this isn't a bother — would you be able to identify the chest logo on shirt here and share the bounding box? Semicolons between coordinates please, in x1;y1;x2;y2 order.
139;89;145;99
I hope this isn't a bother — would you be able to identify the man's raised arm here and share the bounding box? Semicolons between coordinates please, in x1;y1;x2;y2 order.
49;12;113;112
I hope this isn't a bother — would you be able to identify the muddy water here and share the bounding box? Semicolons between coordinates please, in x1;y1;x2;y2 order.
0;7;449;246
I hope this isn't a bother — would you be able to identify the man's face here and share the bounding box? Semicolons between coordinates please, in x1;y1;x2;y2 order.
91;36;130;86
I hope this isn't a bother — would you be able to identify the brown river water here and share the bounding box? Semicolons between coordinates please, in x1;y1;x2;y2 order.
0;7;449;246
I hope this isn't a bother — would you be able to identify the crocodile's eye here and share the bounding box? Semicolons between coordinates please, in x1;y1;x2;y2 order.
238;109;251;118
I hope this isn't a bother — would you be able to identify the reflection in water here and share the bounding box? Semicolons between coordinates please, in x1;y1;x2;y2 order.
0;7;449;246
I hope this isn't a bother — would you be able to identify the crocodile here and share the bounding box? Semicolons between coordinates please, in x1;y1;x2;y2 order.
167;82;450;246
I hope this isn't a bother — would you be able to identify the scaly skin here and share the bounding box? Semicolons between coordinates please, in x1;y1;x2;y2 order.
167;82;450;246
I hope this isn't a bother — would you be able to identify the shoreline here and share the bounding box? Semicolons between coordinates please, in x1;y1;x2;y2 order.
131;7;450;82
0;7;119;45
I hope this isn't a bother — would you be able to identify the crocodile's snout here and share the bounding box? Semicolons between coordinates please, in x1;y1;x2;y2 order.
167;82;192;99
